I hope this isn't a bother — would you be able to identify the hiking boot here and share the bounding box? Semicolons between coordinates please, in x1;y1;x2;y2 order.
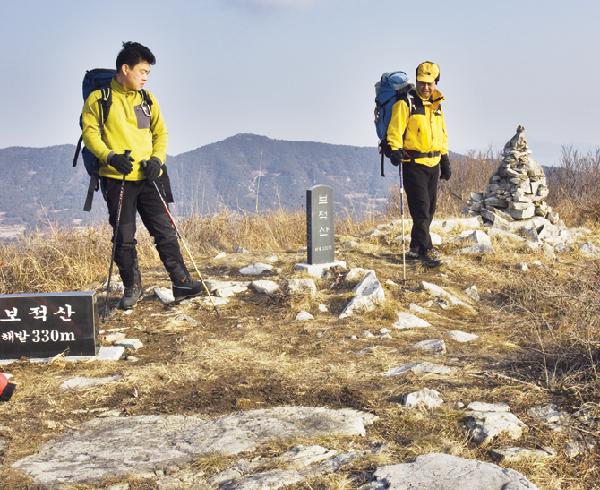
406;247;420;259
119;285;143;310
419;248;443;268
172;275;203;300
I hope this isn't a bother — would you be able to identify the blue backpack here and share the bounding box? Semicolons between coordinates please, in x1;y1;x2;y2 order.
72;68;152;211
374;71;415;176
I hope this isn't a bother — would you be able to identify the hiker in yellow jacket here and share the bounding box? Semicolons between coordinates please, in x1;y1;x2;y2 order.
386;61;451;267
82;42;202;309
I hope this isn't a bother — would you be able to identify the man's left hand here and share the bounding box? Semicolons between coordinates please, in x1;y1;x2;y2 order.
440;154;451;180
143;157;163;181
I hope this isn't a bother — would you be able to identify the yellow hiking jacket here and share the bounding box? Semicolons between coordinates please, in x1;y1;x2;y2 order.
81;79;168;181
386;88;448;167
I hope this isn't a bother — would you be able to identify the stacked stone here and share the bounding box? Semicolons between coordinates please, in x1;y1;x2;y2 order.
467;125;560;223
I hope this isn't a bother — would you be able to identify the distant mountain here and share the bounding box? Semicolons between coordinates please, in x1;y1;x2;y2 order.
0;134;460;230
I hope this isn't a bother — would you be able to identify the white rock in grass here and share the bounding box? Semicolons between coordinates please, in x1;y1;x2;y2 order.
97;346;125;361
251;280;280;295
408;303;428;314
421;281;474;312
464;285;480;302
467;402;510;412
154;287;175;305
490;447;555;463
287;279;317;297
213;252;227;260
401;388;444;409
345;268;367;284
239;263;273;276
430;232;442;245
104;332;126;343
384;362;454;377
294;261;347;278
204;280;250;297
295;311;314;321
114;339;143;351
363;330;375;339
413;339;446;356
318;304;329;313
464;411;527;445
339;271;385;319
393;312;431;330
365;453;539;490
446;330;479;343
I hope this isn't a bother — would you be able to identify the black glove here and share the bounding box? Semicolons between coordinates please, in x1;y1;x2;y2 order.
439;154;451;180
143;157;163;181
108;152;134;175
390;149;408;166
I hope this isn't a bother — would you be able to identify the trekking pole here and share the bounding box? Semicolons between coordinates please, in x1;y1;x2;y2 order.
399;161;407;282
103;150;131;321
143;170;220;317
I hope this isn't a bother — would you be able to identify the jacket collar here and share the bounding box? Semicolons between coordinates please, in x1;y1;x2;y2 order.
111;78;137;95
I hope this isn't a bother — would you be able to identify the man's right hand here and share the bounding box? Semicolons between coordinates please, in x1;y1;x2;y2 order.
390;149;408;166
108;152;134;175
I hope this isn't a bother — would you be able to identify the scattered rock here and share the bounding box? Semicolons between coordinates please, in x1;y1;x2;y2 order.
464;404;526;445
384;362;454;377
431;216;483;232
393;312;431;330
287;278;317;297
490;446;555;463
463;285;480;302
318;303;328;313
401;388;443;409
213;252;227;260
565;439;587;459
204;280;250;297
239;263;274;276
293;261;347;278
527;404;569;431
234;246;249;253
408;303;428;314
345;267;367;284
339;271;385;319
362;453;538;490
153;287;175;305
430;232;442;245
413;339;446;356
97;346;125;362
446;330;479;343
385;279;399;287
514;262;528;271
188;295;230;306
296;311;314;321
467;402;510;412
173;314;200;327
60;375;122;391
363;330;375;339
579;242;600;255
13;407;377;486
250;280;280;295
421;281;474;313
104;332;126;344
114;339;143;351
265;254;279;262
455;230;494;254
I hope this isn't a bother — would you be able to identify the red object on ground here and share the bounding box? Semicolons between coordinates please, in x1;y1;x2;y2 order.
0;373;8;396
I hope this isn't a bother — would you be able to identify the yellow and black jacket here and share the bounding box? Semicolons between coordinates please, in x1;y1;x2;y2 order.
386;88;448;167
81;79;168;181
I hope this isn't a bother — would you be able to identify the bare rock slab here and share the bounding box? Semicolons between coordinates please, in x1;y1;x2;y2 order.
154;286;175;305
446;330;479;343
413;339;446;356
294;261;347;278
60;375;122;391
464;408;526;445
286;278;317;297
12;407;376;486
490;446;556;463
384;362;454;377
401;388;443;409
204;280;250;297
250;280;280;295
362;453;538;489
239;263;274;276
393;312;431;330
339;270;385;319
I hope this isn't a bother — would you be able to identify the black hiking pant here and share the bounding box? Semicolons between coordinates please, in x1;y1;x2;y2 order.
401;161;440;252
102;177;187;287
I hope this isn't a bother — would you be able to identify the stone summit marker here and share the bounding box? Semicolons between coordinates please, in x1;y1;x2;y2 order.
0;291;98;359
295;184;347;278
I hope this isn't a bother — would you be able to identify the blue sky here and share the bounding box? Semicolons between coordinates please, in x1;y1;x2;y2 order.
1;0;598;164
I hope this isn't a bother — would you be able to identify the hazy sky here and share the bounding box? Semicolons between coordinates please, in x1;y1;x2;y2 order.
1;0;598;164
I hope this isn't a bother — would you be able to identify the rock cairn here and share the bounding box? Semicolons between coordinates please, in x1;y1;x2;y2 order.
467;126;558;222
466;126;573;252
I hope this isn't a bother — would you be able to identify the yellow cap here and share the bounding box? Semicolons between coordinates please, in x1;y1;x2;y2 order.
416;61;440;83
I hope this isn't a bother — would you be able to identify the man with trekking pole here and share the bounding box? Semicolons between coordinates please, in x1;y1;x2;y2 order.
386;61;451;268
81;42;204;310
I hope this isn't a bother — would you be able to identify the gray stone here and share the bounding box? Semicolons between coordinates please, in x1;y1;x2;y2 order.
287;278;317;297
509;207;536;220
250;280;280;295
173;314;200;327
296;311;314;321
362;453;538;490
463;285;480;302
421;282;474;313
339;271;385;319
413;339;446;356
408;303;429;314
580;242;600;255
60;375;122;391
104;332;126;343
362;330;375;339
527;404;569;430
293;260;347;278
401;388;443;409
239;263;273;276
154;287;175;305
345;267;367;284
114;339;143;351
430;232;442;245
446;330;478;343
213;252;227;260
490;447;555;463
13;407;376;486
464;410;526;445
384;362;454;377
393;312;431;330
431;216;482;232
318;303;328;313
467;401;510;412
97;346;125;361
189;296;230;306
204;280;250;297
565;439;586;458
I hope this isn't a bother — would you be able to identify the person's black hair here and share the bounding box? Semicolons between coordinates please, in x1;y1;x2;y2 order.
116;41;156;71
